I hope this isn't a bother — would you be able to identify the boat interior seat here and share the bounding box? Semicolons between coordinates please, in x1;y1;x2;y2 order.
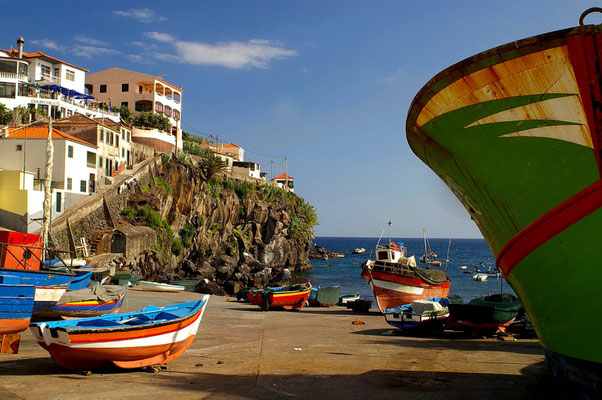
75;319;123;328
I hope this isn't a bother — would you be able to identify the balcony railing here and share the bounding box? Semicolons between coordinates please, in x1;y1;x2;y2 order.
0;72;28;81
40;74;61;85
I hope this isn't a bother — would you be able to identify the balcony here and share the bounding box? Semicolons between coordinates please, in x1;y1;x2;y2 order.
0;72;28;81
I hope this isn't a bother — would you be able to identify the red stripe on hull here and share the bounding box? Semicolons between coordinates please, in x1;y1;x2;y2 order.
497;179;602;276
248;291;311;310
0;319;30;335
370;270;450;289
69;310;202;344
40;336;196;370
371;285;450;312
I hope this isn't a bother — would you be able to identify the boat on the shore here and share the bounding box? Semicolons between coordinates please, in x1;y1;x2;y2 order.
29;296;209;370
0;278;35;335
447;294;523;333
308;286;341;307
361;240;450;312
337;293;360;305
37;285;128;318
1;268;74;313
384;297;450;332
138;281;185;292
405;8;602;385
247;281;312;311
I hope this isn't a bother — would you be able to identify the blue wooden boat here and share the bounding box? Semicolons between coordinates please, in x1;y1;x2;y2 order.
384;297;451;332
37;285;128;318
30;295;210;370
0;268;73;312
0;277;35;334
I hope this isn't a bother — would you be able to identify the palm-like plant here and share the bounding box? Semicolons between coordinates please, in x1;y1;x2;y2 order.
201;152;228;180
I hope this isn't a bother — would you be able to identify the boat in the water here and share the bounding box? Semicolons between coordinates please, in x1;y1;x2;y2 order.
0;276;35;335
473;273;488;282
37;285;128;318
384;297;450;332
361;240;450;312
308;286;341;307
138;281;185;292
405;8;602;385
30;296;209;370
419;229;441;266
247;281;312;311
352;248;366;254
447;294;523;333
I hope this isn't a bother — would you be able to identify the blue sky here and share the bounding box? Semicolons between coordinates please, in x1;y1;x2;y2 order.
3;1;601;238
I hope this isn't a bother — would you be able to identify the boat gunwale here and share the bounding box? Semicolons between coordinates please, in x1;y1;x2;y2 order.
33;299;206;335
405;24;602;132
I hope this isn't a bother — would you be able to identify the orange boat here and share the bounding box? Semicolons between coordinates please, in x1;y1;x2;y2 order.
29;296;209;370
247;281;312;311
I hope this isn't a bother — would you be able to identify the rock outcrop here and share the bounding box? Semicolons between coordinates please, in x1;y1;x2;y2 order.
56;155;316;296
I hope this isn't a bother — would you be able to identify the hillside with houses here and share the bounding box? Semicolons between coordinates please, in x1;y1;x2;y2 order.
0;36;312;293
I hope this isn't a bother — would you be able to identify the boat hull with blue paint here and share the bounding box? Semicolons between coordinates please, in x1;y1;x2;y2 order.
0;282;35;334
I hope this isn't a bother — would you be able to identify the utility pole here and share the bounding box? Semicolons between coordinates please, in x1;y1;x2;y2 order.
42;116;54;263
284;156;288;191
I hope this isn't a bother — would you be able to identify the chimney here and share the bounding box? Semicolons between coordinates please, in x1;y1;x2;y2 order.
17;37;24;59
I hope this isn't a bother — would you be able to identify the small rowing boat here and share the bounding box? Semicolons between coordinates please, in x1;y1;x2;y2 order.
30;295;209;370
247;281;312;311
138;281;185;292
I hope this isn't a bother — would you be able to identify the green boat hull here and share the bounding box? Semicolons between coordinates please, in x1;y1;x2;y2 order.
406;18;602;369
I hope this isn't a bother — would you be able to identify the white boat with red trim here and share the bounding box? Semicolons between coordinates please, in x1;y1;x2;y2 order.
29;295;209;370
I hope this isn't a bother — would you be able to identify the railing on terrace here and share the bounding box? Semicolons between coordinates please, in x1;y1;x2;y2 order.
372;260;416;277
0;72;28;80
18;91;119;117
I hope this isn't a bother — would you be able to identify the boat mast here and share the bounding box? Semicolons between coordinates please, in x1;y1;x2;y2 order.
388;221;392;246
423;228;428;259
445;238;451;271
41;116;53;264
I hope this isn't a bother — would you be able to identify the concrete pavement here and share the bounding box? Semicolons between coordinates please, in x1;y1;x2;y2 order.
0;289;564;399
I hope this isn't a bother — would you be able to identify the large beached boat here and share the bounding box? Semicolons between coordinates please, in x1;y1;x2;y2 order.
406;7;602;388
361;241;450;312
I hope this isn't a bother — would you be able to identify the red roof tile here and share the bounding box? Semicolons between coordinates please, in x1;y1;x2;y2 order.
7;126;95;147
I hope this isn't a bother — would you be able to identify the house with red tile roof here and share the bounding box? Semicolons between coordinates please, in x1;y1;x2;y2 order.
222;143;244;161
0;125;98;211
271;173;294;192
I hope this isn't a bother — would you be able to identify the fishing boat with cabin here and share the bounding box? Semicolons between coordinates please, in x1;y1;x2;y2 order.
361;223;450;312
406;7;602;389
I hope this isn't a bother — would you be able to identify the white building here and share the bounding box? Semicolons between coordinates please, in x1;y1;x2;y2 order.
0;125;97;209
0;37;119;121
86;67;182;152
232;161;262;180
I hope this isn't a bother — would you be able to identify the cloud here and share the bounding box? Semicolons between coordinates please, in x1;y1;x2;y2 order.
146;32;297;69
73;45;121;59
74;35;109;47
30;39;65;52
113;8;166;23
381;68;405;82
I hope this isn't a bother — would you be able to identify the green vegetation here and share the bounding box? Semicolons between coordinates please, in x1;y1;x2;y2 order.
0;104;12;125
207;177;222;198
132;112;172;132
161;153;171;165
180;222;197;248
182;131;209;144
234;181;256;200
152;176;172;195
289;195;318;244
111;105;132;124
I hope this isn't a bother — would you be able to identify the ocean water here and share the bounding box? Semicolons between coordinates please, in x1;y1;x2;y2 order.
298;236;514;305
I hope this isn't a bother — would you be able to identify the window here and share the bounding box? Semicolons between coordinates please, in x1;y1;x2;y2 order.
16;144;22;151
173;110;180;121
41;65;50;78
121;83;129;92
155;102;163;113
67;110;72;117
99;129;104;142
18;62;28;75
67;145;73;158
138;85;143;94
67;178;72;190
116;136;119;147
99;84;107;93
80;180;86;193
53;67;59;78
121;101;128;109
99;156;103;168
56;192;61;213
66;69;75;81
0;82;16;98
109;132;113;145
164;106;172;117
87;151;95;168
173;92;180;103
122;148;124;157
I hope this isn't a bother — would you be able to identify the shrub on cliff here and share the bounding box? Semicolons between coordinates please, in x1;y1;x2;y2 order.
132;112;172;132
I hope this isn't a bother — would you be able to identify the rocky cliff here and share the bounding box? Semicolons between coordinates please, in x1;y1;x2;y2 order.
58;155;316;296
